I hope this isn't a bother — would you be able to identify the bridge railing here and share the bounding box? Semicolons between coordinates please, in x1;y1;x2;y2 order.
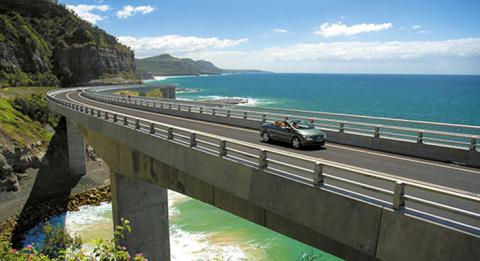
48;89;480;232
83;91;480;151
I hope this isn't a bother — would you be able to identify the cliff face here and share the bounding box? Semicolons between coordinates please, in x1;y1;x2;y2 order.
0;0;140;87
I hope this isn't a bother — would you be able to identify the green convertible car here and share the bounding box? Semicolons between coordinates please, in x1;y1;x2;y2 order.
260;119;327;149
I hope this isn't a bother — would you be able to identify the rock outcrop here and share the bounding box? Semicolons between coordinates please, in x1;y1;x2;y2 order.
0;0;140;87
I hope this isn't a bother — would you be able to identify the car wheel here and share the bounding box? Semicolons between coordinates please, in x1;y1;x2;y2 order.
262;131;271;142
292;137;302;149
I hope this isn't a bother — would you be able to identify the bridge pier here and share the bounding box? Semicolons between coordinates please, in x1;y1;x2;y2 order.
110;172;171;261
66;119;86;176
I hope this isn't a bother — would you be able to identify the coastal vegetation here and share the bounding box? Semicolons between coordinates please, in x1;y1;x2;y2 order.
113;88;164;98
0;219;147;260
136;53;264;79
0;0;139;87
0;87;56;147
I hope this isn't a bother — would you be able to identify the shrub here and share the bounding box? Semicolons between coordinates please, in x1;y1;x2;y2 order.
41;222;82;259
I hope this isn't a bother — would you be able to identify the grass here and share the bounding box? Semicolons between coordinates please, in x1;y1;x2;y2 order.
0;87;56;147
0;97;52;147
146;88;163;97
0;86;55;99
113;90;140;96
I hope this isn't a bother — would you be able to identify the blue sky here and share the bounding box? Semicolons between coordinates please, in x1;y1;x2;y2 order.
60;0;480;74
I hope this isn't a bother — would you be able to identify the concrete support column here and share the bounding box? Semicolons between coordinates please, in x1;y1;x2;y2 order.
66;119;86;176
110;172;170;261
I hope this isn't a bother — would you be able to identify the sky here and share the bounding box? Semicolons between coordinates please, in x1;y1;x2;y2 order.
59;0;480;74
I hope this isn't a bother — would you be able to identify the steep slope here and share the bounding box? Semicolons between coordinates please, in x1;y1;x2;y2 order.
0;0;140;87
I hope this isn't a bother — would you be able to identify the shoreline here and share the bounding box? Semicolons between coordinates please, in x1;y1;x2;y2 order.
0;185;112;245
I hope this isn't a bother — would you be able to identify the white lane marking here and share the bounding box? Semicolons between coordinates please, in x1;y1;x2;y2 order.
69;92;480;175
326;144;480;175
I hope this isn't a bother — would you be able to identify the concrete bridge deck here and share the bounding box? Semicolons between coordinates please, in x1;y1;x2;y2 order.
48;88;480;261
64;91;480;194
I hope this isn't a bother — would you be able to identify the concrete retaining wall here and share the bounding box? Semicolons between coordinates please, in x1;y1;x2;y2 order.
50;100;480;261
86;94;480;168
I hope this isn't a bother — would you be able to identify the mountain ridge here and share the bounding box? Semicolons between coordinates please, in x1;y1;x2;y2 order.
136;54;265;79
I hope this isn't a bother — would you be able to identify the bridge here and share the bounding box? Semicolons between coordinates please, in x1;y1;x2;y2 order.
47;85;480;261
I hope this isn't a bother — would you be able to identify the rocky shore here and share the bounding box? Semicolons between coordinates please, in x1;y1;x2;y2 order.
0;185;112;245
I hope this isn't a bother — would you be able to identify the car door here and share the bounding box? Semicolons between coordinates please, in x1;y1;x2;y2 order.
278;123;294;142
269;124;283;141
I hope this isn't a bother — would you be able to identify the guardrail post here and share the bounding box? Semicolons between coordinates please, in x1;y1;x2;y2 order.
91;109;95;116
113;114;118;123
190;133;197;147
243;112;248;119
470;138;477;151
219;140;227;157
262;114;267;122
177;105;181;111
374;127;380;138
167;127;174;140
168;104;172;110
200;107;203;113
417;132;423;144
259;150;267;169
393;181;406;210
227;110;231;117
97;110;101;117
150;123;155;134
80;106;84;113
212;109;216;115
188;106;192;112
135;119;140;129
153;102;156;107
85;107;88;114
105;112;109;120
339;123;345;133
123;116;128;126
313;162;324;186
160;103;164;109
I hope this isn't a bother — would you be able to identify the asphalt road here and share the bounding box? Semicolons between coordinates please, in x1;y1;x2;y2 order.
55;90;480;228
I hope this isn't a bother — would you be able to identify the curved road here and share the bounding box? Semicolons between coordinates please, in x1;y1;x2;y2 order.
53;90;480;228
57;90;480;194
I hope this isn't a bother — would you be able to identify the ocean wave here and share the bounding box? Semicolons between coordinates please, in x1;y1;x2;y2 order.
170;225;247;261
178;95;275;107
23;191;254;260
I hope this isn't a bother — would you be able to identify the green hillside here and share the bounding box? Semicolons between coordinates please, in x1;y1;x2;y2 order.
0;0;139;87
136;54;223;79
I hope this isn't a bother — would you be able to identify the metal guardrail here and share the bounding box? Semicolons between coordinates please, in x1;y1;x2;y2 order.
83;90;480;151
48;88;480;232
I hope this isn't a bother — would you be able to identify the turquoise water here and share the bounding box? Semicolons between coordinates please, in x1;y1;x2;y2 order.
148;73;480;126
24;192;338;260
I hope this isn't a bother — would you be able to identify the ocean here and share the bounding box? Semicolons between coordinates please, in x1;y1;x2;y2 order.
149;73;480;126
24;73;480;260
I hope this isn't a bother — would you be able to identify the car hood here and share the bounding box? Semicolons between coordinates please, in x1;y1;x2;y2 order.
296;128;326;136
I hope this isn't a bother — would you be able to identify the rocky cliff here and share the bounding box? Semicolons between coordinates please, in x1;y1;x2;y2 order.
0;0;140;87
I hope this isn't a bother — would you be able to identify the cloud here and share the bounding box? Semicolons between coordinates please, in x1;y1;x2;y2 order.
117;5;155;19
260;38;480;61
314;22;393;37
180;38;480;74
412;25;421;30
66;4;110;24
273;28;288;33
118;35;248;58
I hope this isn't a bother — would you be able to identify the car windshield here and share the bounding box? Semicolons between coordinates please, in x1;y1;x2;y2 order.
290;120;315;129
